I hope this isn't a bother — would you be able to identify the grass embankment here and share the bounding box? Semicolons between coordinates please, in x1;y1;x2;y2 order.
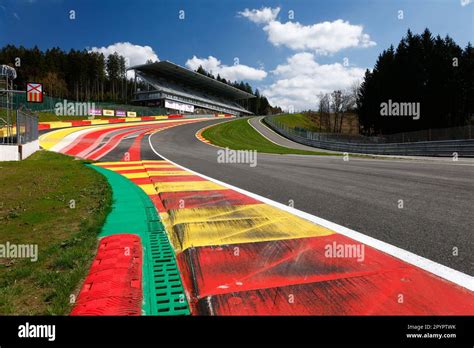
272;113;321;131
0;151;111;315
201;117;336;156
272;112;359;134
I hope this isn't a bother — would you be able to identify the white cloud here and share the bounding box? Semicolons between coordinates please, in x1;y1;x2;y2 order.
239;7;375;54
238;7;280;24
262;52;365;111
264;19;375;54
185;55;267;81
460;0;472;6
89;42;159;77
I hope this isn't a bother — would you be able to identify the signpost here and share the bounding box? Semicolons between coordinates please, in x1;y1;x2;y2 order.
26;83;43;103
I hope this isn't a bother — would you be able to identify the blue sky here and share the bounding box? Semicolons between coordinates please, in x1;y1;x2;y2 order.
0;0;472;109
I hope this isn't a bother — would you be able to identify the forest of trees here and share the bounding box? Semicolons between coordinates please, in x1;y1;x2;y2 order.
356;29;473;135
315;86;358;133
0;45;281;115
195;65;281;115
0;45;134;103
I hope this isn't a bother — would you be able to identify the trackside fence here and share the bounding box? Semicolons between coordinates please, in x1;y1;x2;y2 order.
16;110;38;144
11;93;167;116
0;110;39;160
264;116;474;157
0;110;38;144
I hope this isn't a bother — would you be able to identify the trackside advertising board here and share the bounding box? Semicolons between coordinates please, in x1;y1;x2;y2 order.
165;99;194;113
89;108;102;116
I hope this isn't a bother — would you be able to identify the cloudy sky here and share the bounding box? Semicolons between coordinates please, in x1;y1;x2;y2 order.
0;0;472;110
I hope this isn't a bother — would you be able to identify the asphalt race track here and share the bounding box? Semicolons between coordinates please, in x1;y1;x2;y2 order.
147;118;474;275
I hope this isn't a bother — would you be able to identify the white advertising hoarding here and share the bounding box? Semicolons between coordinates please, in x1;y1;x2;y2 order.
165;100;194;113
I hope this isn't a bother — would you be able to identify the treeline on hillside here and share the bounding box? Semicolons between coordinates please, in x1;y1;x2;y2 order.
0;45;282;114
195;66;282;115
357;29;473;135
0;45;137;102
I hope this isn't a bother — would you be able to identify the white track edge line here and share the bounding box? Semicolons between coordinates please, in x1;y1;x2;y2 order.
249;117;289;147
148;131;473;291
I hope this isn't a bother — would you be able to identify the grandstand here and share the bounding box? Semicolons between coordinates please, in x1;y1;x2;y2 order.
128;61;255;116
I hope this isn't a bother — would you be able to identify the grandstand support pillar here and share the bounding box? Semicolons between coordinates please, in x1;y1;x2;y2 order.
133;73;137;99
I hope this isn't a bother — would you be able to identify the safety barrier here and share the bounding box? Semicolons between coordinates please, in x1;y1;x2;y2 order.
264;116;474;157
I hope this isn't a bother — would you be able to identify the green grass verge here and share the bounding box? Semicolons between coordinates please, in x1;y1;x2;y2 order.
201;117;337;156
0;151;112;315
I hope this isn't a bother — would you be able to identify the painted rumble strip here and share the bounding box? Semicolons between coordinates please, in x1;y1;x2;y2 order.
38;116;168;130
195;125;212;144
36;114;233;131
96;159;474;316
71;164;190;316
39;118;206;159
71;234;143;316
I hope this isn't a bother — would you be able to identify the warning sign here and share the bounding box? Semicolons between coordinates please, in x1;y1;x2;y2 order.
27;83;43;103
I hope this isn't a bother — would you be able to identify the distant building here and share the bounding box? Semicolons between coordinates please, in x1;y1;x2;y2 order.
128;61;254;116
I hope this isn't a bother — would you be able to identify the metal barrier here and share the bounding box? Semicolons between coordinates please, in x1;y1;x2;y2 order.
264;116;474;157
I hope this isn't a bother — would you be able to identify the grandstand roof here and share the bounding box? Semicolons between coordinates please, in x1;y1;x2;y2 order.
128;61;255;100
